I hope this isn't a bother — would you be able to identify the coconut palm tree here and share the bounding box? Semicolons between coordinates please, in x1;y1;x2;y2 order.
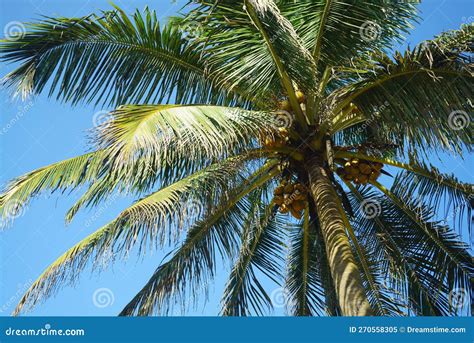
0;1;473;317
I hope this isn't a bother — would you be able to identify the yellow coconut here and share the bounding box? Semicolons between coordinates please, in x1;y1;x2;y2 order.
284;184;294;194
369;170;381;181
373;162;383;171
278;127;289;137
359;163;372;175
273;195;284;206
279;100;291;111
274;185;285;195
295;90;305;103
348;167;360;177
343;174;354;181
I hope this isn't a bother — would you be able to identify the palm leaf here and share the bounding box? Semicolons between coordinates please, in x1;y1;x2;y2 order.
119;164;280;316
328;27;473;155
285;204;328;316
0;6;254;106
221;200;286;316
13;154;270;315
346;185;442;315
0;151;105;227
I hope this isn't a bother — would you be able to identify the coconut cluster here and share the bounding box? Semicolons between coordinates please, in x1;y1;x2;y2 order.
261;91;306;149
278;90;306;113
273;181;308;219
261;127;289;148
336;158;383;185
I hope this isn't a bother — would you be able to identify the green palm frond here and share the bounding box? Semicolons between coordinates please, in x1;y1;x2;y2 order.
1;1;473;318
328;26;473;155
243;0;318;93
221;200;286;316
120;165;280;316
13;154;270;315
285;205;328;316
94;104;275;165
372;181;473;315
391;168;473;232
286;0;418;73
347;185;442;315
333;188;402;316
0;151;105;226
334;150;473;231
0;6;254;106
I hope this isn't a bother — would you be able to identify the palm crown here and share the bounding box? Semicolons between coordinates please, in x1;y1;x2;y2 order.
0;1;473;317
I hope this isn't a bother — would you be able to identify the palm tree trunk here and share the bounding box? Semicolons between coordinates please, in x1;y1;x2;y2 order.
306;155;373;316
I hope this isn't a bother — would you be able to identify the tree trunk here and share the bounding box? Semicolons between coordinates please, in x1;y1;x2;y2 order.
306;155;373;316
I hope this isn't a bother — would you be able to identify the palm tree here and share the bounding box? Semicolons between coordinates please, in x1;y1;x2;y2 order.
0;1;472;317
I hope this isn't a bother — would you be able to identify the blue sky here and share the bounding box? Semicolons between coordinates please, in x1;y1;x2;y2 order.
0;0;473;316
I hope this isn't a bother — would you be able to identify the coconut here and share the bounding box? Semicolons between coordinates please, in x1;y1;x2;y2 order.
373;162;383;171
273;195;284;205
292;200;305;212
274;185;285;195
295;91;305;103
369;170;381;181
359;163;371;175
284;184;294;194
279;100;291;111
278;127;289;137
343;174;354;181
348;167;360;177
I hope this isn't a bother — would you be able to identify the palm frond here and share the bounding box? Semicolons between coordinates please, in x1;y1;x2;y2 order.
0;151;105;227
0;6;254;106
346;185;442;315
328;26;473;156
372;181;473;315
244;0;318;92
285;204;327;316
391;168;473;232
13;154;271;315
334;150;473;232
221;200;286;316
119;164;280;316
94;104;275;164
333;188;401;315
285;0;418;74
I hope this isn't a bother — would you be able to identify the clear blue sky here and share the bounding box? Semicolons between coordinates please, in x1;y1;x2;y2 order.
0;0;473;316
